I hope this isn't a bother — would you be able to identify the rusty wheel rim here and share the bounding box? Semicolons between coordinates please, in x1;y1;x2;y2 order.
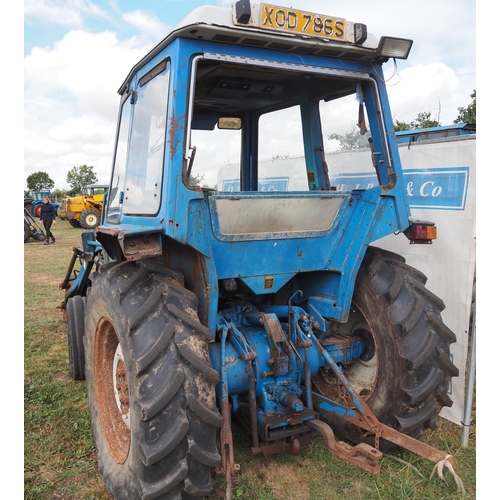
94;318;131;464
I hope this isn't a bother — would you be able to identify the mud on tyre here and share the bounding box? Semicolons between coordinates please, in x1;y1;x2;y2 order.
84;259;222;499
313;246;459;449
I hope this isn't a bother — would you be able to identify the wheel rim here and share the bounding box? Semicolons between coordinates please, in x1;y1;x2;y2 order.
94;318;131;464
113;344;130;429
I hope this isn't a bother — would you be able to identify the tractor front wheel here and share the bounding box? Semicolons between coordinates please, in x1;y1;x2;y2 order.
80;209;100;230
66;295;87;380
313;246;459;449
85;260;222;499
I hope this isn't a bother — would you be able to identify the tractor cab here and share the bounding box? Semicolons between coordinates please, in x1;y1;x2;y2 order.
61;4;459;499
97;2;415;328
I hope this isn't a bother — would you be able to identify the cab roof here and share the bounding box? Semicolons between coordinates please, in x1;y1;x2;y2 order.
118;3;386;95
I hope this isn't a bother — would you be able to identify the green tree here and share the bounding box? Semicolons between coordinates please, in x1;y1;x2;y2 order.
66;165;98;194
26;171;54;192
394;111;440;131
328;124;371;151
51;188;69;202
454;89;476;124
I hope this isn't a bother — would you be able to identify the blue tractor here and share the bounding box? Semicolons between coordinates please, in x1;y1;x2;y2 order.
61;2;459;498
24;190;60;217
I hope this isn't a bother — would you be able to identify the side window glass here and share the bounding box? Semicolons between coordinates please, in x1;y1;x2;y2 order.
106;94;131;223
123;61;170;215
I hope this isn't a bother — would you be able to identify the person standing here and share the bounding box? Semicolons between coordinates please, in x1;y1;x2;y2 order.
40;196;56;245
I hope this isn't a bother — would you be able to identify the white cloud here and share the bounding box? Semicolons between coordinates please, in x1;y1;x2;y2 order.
122;10;170;42
24;0;110;28
385;63;473;126
24;29;151;189
23;2;174;190
25;30;144;97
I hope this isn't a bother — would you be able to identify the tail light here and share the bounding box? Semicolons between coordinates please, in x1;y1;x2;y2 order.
404;220;437;244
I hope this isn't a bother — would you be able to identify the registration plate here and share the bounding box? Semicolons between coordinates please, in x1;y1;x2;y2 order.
259;4;346;41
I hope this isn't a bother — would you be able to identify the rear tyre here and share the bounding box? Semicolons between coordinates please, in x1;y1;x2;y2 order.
24;222;31;243
66;295;87;380
69;219;81;228
313;246;459;449
85;260;222;499
80;209;100;230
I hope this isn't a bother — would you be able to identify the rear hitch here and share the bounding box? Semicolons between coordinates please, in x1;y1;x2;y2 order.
306;418;382;474
306;325;462;491
307;329;459;473
312;391;458;470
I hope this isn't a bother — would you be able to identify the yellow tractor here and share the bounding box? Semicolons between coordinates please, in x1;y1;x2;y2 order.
58;184;107;229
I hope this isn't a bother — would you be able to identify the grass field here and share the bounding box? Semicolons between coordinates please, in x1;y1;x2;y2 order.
24;219;476;499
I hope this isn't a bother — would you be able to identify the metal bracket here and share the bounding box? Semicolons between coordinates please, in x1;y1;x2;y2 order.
306;419;382;474
312;390;458;471
309;328;459;471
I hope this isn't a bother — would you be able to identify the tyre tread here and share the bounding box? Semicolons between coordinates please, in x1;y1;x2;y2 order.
364;248;457;434
127;287;163;330
167;303;211;341
135;324;175;374
141;416;190;466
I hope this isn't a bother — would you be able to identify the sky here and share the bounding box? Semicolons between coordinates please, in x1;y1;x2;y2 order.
20;0;477;191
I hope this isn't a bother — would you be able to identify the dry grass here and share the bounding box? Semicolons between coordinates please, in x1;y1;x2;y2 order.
24;220;476;499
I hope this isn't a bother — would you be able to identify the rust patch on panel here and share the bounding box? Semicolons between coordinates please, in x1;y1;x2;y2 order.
168;113;185;161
